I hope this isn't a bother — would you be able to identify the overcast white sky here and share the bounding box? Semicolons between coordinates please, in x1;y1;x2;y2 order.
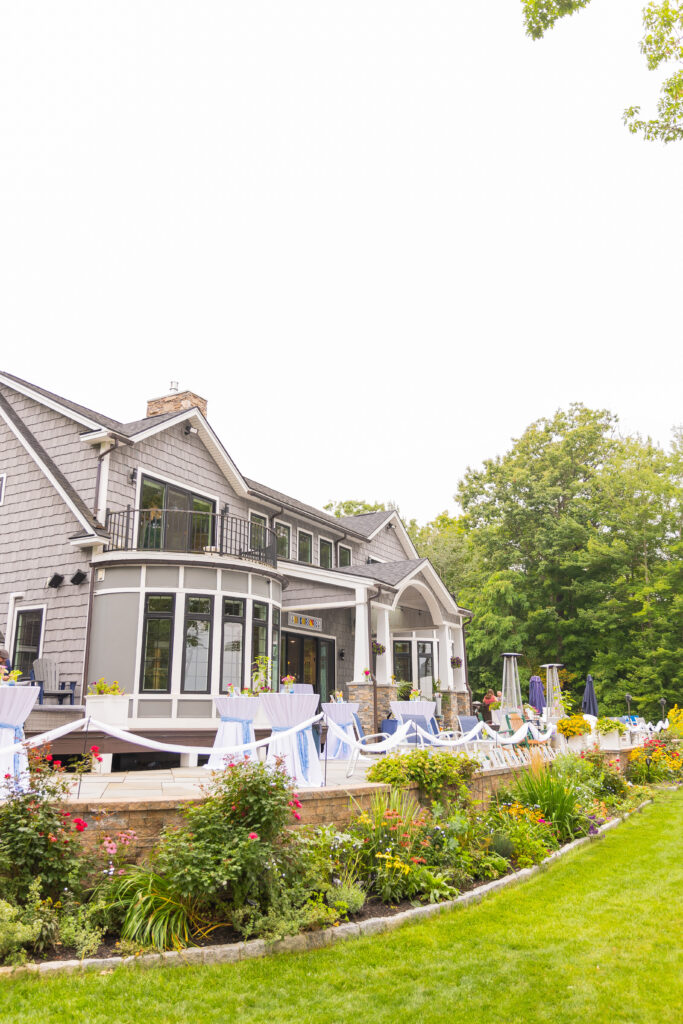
1;1;681;523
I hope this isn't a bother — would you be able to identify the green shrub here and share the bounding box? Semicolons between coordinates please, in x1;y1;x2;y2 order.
366;749;479;802
103;868;210;950
0;749;93;901
511;764;589;841
595;717;627;736
396;682;412;701
0;901;41;963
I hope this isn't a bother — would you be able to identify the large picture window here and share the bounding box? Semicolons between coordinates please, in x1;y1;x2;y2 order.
182;596;213;693
221;598;245;692
138;476;215;553
140;595;175;692
250;513;267;549
11;608;44;680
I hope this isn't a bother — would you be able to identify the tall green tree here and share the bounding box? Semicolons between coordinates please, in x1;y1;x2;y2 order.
521;1;683;142
324;498;396;518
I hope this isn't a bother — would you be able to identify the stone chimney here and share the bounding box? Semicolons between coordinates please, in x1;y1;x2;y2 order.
146;389;208;419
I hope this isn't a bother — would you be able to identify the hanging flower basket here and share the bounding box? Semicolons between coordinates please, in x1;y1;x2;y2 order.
372;641;386;656
450;656;462;669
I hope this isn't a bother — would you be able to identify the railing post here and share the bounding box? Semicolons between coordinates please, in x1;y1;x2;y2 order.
125;505;131;549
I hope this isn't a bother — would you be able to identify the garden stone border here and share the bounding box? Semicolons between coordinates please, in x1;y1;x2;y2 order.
0;799;655;979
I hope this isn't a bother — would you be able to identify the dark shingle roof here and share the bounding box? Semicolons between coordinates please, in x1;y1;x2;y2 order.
244;478;366;539
117;411;183;437
1;370;124;433
329;558;426;587
0;391;106;534
336;509;394;537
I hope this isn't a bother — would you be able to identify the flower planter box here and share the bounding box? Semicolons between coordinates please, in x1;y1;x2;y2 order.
566;734;588;753
84;694;130;727
598;730;622;751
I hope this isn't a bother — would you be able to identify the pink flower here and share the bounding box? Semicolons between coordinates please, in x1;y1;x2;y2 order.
90;745;100;754
248;832;259;840
292;812;301;821
73;818;88;833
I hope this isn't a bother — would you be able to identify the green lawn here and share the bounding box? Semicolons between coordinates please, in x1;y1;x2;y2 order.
2;791;682;1024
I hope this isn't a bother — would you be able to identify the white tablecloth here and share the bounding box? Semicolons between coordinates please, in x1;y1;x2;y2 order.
260;692;322;787
0;686;39;789
208;696;260;768
390;700;436;721
322;702;359;759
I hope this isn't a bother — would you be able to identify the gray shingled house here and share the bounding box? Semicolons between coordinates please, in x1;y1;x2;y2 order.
0;371;472;761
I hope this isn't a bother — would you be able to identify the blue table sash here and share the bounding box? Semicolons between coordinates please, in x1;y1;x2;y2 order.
271;724;311;783
220;715;253;746
0;721;24;781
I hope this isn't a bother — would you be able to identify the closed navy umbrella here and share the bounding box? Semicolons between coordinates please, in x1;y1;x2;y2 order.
581;674;599;718
529;676;545;715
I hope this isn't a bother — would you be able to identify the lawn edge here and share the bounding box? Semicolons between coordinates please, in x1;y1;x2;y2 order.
0;797;658;979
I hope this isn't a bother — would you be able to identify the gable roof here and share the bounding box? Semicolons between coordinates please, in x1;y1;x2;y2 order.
0;370;124;434
336;509;394;536
328;558;427;587
0;391;106;538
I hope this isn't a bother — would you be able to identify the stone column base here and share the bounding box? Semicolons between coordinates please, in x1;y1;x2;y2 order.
346;682;398;734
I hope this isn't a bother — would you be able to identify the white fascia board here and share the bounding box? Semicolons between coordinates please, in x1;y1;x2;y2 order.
0;374;103;431
416;560;462;616
281;562;382;590
127;409;249;497
0;404;98;538
366;511;419;558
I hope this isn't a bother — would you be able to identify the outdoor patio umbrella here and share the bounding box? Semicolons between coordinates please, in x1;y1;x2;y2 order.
581;674;599;718
529;675;545;715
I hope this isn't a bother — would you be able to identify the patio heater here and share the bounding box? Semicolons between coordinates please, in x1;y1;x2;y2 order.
624;693;632;720
541;663;564;721
500;654;523;715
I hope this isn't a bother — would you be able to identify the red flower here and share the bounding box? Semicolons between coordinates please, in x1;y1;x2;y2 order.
90;745;100;754
45;754;53;762
53;760;62;769
292;812;301;821
248;832;259;840
73;818;88;833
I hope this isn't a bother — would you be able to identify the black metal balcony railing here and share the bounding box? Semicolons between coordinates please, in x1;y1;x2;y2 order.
105;508;278;568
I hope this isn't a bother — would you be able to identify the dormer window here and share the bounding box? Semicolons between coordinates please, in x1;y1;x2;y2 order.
298;530;313;564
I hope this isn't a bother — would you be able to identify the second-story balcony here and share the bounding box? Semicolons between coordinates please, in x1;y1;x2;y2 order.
105;508;278;567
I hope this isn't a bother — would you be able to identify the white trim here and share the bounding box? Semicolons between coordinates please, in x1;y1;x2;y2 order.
283;600;357;611
365;510;419;558
281;561;368;588
0;403;99;537
0;472;5;506
297;528;313;564
273;519;291;560
337;543;352;568
127;409;249;498
10;602;47;669
5;592;24;655
96;441;113;523
0;373;103;430
281;626;338;643
135;465;221;509
318;535;334;569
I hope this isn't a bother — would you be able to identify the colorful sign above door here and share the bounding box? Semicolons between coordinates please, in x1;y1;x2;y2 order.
288;613;322;632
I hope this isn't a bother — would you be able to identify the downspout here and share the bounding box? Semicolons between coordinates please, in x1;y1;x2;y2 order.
93;439;119;523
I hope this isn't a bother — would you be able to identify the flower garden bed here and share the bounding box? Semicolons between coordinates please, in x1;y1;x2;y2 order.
1;740;680;974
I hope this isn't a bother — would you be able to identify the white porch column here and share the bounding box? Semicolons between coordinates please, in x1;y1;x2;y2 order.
438;623;454;690
375;607;392;684
353;588;369;680
451;622;467;692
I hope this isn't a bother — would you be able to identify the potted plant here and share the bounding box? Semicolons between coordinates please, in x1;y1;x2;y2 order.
556;714;592;752
594;716;627;750
280;674;295;694
85;678;129;726
450;656;462;669
489;699;503;726
409;687;422;702
371;640;386;656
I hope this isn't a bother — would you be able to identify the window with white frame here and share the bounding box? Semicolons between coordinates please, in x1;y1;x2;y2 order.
11;607;44;679
338;544;352;568
275;522;290;559
298;530;313;563
249;512;268;549
319;538;333;569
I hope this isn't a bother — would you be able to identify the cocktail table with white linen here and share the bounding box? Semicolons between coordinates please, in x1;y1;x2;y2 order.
0;685;39;789
261;692;322;787
208;696;260;768
390;700;436;722
322;702;359;760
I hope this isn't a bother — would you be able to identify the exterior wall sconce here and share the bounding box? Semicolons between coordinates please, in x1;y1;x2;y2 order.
71;570;88;586
184;423;198;436
338;649;345;661
47;573;64;588
129;468;138;485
